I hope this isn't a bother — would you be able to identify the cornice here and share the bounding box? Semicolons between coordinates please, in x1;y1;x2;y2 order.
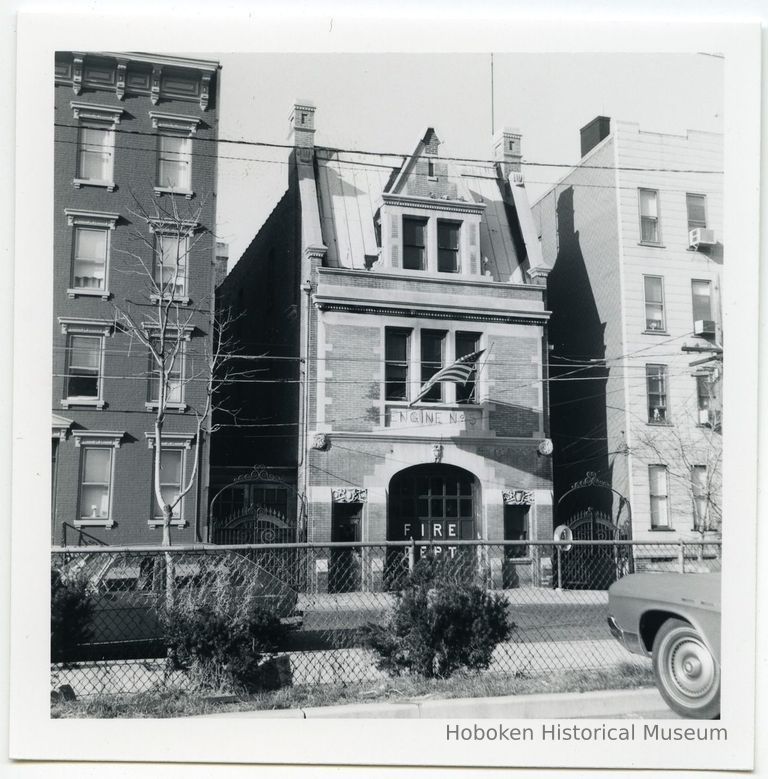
98;52;220;72
325;430;543;445
381;192;486;216
313;298;550;325
316;265;546;293
71;101;124;124
64;209;120;229
149;111;202;135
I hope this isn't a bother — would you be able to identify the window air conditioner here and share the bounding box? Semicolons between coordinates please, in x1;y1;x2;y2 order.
693;319;716;337
698;409;710;425
689;228;716;250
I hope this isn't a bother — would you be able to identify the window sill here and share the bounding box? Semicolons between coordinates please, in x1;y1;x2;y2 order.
646;421;672;427
642;329;669;336
638;241;666;248
61;398;106;410
149;293;192;306
648;527;675;532
148;519;188;528
67;288;111;301
73;178;116;192
153;186;194;200
144;401;188;413
74;519;115;528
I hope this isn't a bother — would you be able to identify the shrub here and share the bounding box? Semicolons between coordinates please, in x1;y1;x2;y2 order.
365;558;513;679
51;567;94;663
159;560;289;693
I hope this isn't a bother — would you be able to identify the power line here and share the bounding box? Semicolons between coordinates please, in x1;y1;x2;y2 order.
53;122;724;175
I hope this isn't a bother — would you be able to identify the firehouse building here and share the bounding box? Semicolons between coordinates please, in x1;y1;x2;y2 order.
214;102;555;590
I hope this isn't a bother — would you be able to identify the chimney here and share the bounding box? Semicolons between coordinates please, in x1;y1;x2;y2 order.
214;241;229;287
289;99;316;162
422;128;441;156
493;127;522;176
579;116;611;157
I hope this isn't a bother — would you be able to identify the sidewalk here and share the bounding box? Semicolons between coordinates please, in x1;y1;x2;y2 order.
196;687;676;720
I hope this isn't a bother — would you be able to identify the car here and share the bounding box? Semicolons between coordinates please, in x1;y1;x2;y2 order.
607;572;721;719
55;550;302;661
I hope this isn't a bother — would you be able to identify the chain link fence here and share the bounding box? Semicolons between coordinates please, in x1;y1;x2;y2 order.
50;539;721;699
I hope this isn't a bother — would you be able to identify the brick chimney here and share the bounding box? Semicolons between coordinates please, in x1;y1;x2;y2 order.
579;116;611;157
493;127;522;176
214;241;229;287
422;128;441;156
289;100;316;162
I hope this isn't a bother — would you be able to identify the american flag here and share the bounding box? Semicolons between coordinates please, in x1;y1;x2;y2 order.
409;350;485;407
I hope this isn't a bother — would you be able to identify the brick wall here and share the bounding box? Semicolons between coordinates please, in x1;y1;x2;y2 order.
53;59;219;546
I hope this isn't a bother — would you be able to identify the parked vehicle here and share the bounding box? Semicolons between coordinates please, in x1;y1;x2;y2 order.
607;572;720;719
55;551;302;661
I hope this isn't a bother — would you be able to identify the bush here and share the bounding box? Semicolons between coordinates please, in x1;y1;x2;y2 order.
51;568;94;663
160;562;288;693
364;558;513;679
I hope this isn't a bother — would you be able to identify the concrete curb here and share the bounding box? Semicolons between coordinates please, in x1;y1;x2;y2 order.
197;687;669;719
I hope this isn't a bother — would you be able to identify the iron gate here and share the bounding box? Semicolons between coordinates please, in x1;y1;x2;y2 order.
556;472;633;590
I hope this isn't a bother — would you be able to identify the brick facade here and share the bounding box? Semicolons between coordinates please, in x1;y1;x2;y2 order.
52;52;220;546
213;103;554;589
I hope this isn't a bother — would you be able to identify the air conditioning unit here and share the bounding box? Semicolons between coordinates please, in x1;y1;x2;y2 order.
698;409;710;425
694;319;716;336
689;228;716;250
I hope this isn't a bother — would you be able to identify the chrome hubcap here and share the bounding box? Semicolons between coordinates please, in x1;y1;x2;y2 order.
668;636;716;700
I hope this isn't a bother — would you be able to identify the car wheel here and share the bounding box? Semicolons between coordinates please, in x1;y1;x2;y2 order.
652;618;720;719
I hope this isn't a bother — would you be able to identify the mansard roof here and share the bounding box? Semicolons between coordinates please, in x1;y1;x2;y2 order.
313;128;542;283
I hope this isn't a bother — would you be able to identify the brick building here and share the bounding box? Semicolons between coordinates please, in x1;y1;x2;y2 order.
532;117;722;546
52;52;220;545
213;101;555;590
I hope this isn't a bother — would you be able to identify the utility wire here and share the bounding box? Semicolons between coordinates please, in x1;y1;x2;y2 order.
52;122;724;175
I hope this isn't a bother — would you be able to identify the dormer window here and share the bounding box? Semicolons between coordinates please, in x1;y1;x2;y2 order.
437;220;460;273
403;217;427;270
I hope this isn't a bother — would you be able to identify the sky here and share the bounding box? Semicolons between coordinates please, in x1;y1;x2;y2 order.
214;52;724;265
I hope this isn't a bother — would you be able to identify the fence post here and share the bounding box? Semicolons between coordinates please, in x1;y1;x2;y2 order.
678;540;685;574
556;544;562;590
408;538;416;573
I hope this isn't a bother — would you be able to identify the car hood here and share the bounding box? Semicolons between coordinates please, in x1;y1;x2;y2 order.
609;572;721;611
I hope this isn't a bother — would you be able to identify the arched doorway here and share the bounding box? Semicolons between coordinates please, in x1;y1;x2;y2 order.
556;471;633;590
385;463;479;586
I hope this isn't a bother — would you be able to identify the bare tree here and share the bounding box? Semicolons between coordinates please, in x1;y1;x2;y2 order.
112;192;244;547
634;409;722;539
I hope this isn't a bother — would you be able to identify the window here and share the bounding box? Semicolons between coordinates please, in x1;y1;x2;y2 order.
691;280;713;324
72;227;108;291
643;276;665;332
385;329;410;401
455;331;480;404
696;374;711;415
639;188;660;244
155;233;189;297
420;330;446;403
66;335;101;400
77;124;114;183
153;448;184;521
148;339;184;406
646;364;668;423
691;465;708;530
158;134;192;191
402;217;427;270
437;220;460;273
79;447;113;522
686;193;707;231
649;465;670;529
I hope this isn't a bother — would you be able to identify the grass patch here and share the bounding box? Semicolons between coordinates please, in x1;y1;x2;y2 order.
51;661;654;719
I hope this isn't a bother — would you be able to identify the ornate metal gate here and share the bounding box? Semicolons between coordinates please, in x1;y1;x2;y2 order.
556;472;633;590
